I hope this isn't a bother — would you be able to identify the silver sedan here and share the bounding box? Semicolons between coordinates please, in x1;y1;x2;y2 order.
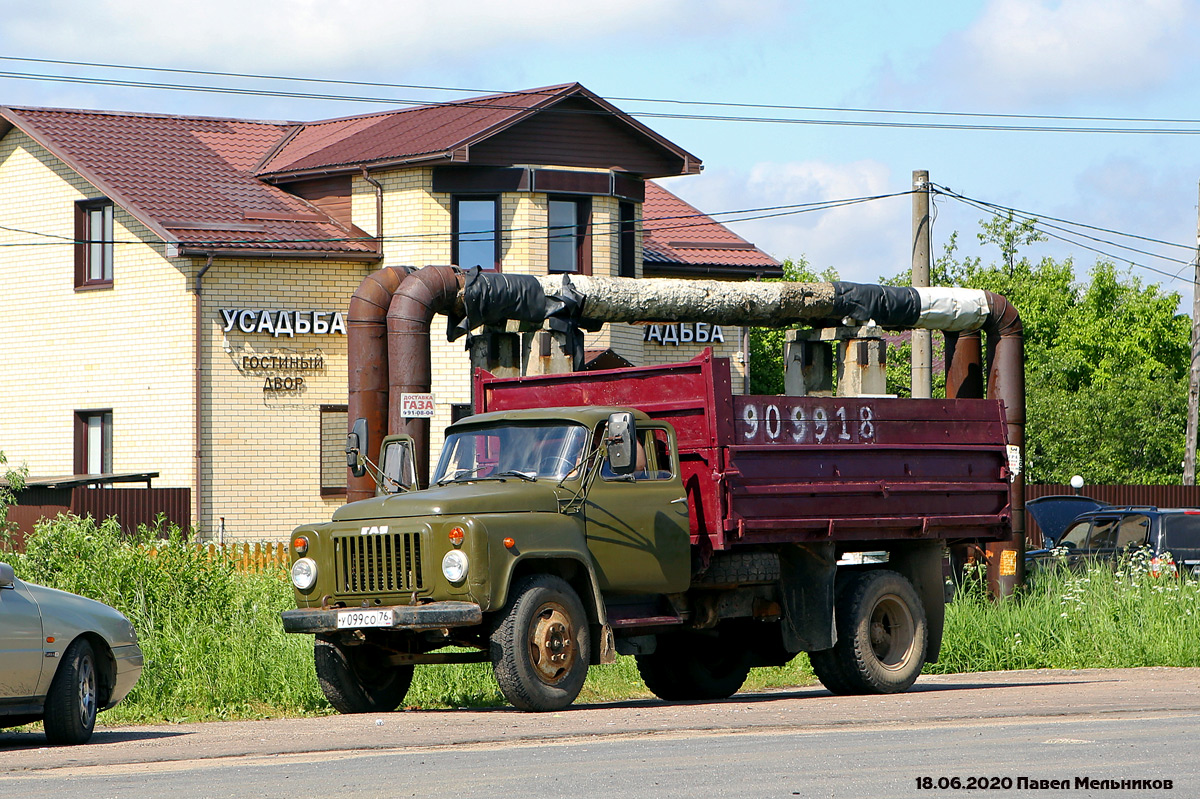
0;562;143;744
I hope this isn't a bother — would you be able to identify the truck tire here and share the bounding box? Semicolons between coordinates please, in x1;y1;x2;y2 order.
808;646;857;696
813;569;927;695
636;630;752;702
693;550;781;586
43;637;98;745
314;635;413;714
490;575;590;711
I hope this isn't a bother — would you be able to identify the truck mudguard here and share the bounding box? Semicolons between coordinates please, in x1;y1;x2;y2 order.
779;543;837;652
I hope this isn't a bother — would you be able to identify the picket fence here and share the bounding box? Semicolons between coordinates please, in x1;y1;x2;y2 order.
143;542;291;573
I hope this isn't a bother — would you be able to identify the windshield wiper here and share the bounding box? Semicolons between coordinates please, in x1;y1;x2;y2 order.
437;466;486;485
494;470;537;482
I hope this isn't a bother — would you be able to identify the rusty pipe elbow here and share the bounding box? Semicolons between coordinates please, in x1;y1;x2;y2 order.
386;266;465;486
346;265;413;502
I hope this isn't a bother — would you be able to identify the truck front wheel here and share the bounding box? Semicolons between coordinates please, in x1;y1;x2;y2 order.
811;569;927;695
636;630;752;702
314;635;413;714
490;575;591;711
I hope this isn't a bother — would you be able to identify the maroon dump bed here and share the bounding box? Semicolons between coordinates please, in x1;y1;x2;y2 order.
475;350;1012;551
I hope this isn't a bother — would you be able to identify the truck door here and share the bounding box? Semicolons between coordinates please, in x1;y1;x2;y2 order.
584;426;690;594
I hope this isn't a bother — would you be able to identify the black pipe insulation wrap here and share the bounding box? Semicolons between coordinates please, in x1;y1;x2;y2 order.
450;267;548;340
830;282;921;327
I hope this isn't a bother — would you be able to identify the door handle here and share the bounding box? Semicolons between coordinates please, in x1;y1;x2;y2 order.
670;497;687;505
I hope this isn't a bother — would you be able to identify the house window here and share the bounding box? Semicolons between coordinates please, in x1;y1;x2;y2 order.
618;201;636;278
74;410;113;476
452;197;500;271
548;196;591;274
75;199;114;288
320;405;348;496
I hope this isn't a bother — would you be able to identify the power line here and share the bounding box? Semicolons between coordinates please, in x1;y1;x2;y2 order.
931;185;1195;253
935;188;1192;271
8;55;1200;128
2;163;1193;289
0;190;913;249
933;187;1193;284
5;63;1200;135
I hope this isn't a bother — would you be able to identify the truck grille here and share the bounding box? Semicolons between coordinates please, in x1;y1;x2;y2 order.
333;532;424;594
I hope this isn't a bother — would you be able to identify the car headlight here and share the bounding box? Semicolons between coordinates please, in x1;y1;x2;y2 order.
441;550;469;584
291;557;318;591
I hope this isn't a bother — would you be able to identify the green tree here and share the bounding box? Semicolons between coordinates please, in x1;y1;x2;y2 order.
749;213;1190;484
889;215;1189;483
978;211;1047;274
0;450;28;547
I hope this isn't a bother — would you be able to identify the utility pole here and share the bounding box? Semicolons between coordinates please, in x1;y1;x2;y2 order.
912;170;933;398
1184;179;1200;484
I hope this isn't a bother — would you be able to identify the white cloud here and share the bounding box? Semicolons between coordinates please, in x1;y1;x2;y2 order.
663;159;911;283
2;0;772;74
916;0;1199;105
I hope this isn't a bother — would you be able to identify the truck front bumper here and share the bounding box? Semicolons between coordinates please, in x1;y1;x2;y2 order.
281;601;483;634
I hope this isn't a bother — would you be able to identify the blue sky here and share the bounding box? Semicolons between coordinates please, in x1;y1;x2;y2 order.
3;0;1199;302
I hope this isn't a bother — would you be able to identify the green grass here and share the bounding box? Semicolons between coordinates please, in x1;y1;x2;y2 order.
6;515;1197;724
934;551;1200;673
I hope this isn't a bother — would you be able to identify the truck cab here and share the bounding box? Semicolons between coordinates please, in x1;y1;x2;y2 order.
283;406;689;712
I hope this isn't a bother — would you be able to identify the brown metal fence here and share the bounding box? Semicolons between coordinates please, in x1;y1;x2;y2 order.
71;486;191;535
8;486;190;549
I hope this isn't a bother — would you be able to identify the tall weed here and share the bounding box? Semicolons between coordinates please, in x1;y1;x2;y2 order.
7;517;1197;722
934;549;1200;672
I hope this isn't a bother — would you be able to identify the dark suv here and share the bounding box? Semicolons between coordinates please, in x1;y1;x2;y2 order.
1027;497;1200;576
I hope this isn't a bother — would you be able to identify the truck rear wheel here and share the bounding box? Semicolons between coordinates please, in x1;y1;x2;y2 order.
490;575;590;711
314;635;413;714
811;569;926;695
636;630;752;702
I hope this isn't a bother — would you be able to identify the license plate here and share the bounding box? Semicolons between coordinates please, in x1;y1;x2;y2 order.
336;609;395;629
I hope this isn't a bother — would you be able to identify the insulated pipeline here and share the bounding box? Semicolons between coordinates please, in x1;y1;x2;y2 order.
347;267;1026;593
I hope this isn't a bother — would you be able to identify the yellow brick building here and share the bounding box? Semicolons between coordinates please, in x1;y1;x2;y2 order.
0;84;779;542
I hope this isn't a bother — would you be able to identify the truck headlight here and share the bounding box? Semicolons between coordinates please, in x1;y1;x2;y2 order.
441;550;469;584
291;557;318;591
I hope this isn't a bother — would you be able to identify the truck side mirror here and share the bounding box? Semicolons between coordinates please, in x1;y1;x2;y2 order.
346;417;369;478
379;435;417;494
0;562;15;589
606;412;637;475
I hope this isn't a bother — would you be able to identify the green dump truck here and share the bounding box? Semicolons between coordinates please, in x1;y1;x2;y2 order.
282;351;1014;712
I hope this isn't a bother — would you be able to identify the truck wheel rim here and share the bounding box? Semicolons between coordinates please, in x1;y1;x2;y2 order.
528;602;576;685
78;654;97;727
868;594;915;671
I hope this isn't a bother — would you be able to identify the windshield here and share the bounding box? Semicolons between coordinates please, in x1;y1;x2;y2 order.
433;423;589;483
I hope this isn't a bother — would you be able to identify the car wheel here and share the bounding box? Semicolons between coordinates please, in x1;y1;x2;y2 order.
490;575;590;711
43;638;98;745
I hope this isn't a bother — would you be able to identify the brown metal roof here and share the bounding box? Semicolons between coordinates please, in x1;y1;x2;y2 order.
0;86;707;261
642;181;783;277
258;86;565;177
257;83;701;179
0;106;378;258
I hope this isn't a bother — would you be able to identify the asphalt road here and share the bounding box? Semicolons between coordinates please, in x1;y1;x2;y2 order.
2;668;1197;798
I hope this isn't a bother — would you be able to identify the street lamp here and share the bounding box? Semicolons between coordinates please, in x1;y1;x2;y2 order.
1070;474;1084;496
